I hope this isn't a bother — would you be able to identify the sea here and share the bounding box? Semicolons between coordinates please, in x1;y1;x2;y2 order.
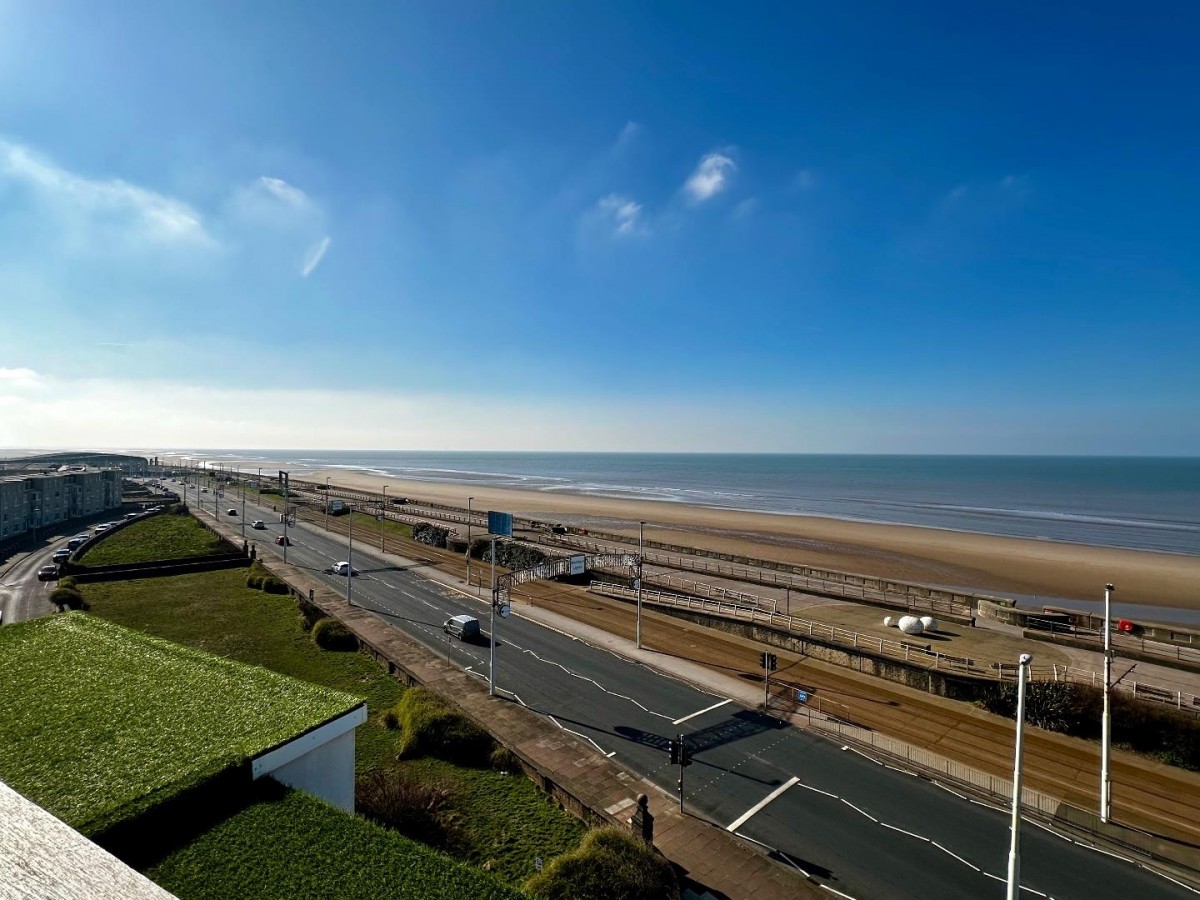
169;452;1200;557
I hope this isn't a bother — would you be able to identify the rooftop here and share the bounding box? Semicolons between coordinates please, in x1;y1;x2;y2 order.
0;613;363;835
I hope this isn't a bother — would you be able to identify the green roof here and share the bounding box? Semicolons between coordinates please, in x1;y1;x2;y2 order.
0;613;362;834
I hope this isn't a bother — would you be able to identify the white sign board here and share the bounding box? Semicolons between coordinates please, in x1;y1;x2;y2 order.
569;555;586;576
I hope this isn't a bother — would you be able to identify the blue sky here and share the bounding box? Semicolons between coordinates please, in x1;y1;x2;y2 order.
0;1;1196;452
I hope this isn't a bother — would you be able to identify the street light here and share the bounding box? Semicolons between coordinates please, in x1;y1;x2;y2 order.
347;506;354;607
324;477;331;532
381;485;387;554
1101;582;1115;823
466;497;474;592
636;521;645;649
1006;652;1033;900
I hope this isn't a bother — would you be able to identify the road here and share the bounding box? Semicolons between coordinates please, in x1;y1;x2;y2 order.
189;482;1193;900
0;531;79;624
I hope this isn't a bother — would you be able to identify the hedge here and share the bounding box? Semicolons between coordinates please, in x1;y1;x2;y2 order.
393;688;494;767
311;618;358;652
523;828;677;900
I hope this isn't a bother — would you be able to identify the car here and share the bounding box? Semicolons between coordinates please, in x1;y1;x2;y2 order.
67;537;86;550
227;508;238;516
37;565;59;581
443;615;480;641
274;535;291;546
94;523;111;532
328;561;356;576
52;548;71;563
252;520;266;529
201;487;209;493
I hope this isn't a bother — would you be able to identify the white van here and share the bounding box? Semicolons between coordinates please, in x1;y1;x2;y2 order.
443;615;480;641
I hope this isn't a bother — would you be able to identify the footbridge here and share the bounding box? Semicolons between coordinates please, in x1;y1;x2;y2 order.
494;552;639;606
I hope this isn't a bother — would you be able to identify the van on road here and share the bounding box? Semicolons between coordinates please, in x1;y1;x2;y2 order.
443;615;480;641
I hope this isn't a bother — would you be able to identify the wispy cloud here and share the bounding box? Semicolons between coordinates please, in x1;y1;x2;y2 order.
596;194;646;236
0;367;41;388
614;121;641;152
0;138;211;246
684;151;736;203
256;176;311;210
301;236;332;276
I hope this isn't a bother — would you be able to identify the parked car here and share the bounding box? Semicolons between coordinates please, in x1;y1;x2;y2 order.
37;565;59;581
227;508;238;516
274;535;291;546
252;520;266;529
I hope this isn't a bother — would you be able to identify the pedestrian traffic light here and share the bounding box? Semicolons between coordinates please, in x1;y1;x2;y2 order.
668;738;681;766
680;741;692;767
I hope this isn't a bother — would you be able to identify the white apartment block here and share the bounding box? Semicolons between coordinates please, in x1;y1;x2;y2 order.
0;469;122;542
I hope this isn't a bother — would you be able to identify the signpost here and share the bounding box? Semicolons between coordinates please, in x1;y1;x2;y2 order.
487;510;513;538
569;555;586;576
487;511;513;698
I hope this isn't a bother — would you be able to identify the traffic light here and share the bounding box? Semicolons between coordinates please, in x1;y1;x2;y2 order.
680;741;692;767
668;738;681;766
759;651;777;671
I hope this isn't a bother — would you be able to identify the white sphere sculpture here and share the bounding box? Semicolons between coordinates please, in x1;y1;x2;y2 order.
883;615;894;627
897;615;924;635
919;616;938;633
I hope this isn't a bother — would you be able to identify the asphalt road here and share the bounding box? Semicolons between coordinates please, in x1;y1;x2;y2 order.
172;482;1200;898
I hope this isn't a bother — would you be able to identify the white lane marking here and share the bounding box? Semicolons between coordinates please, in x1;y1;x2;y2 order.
547;715;611;757
726;776;800;832
672;698;733;725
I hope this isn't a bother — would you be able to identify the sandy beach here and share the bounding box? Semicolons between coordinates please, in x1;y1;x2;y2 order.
161;454;1200;611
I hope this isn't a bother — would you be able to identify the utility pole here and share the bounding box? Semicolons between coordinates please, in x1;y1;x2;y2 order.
466;497;473;592
324;477;331;532
1101;582;1115;823
347;507;354;607
1006;653;1033;900
240;480;246;541
280;471;289;564
381;485;387;554
636;520;645;649
489;535;497;697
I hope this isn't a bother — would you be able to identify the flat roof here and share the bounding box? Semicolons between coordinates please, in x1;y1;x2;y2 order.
0;780;175;900
0;614;363;835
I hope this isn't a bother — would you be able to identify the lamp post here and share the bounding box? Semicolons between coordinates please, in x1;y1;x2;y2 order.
1006;652;1033;900
281;472;289;564
257;467;262;491
1101;582;1115;823
636;520;645;649
381;485;387;554
347;506;354;607
240;480;246;541
324;477;331;532
489;535;498;697
466;497;474;592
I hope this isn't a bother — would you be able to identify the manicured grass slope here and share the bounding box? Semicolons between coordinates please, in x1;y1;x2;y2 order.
147;781;527;900
0;614;360;834
79;513;228;566
82;568;404;772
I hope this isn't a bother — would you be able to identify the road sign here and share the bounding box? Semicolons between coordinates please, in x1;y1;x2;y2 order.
498;603;511;619
569;555;586;576
487;511;513;537
796;690;809;704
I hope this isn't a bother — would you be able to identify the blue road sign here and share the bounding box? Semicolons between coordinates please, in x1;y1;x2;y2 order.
796;690;809;704
487;511;513;537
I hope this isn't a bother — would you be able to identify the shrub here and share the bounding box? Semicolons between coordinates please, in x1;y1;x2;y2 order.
311;617;358;652
355;768;455;843
246;561;288;594
50;586;86;611
523;828;678;900
490;745;520;773
413;523;450;548
394;688;494;767
57;576;78;590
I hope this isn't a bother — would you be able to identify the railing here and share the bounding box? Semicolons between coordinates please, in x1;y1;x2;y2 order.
645;573;779;613
557;532;974;618
589;581;1200;713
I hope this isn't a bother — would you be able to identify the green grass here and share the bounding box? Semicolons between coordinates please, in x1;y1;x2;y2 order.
146;780;527;900
82;568;405;773
0;613;360;834
79;514;228;566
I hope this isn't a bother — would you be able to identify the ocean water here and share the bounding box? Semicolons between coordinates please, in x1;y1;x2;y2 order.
176;452;1200;555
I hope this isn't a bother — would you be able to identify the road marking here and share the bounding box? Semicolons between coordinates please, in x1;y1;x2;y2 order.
672;698;732;725
726;776;800;832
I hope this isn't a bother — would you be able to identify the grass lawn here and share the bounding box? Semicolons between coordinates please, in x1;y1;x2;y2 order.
146;780;527;900
79;513;228;566
0;613;360;835
83;565;588;886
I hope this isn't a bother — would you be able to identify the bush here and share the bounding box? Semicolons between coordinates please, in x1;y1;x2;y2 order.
50;586;87;611
355;768;455;843
413;523;450;548
246;561;288;594
523;828;677;900
489;745;520;773
57;576;78;590
470;538;550;572
394;688;494;767
311;617;358;652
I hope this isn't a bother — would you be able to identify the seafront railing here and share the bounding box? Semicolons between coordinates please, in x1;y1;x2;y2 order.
588;581;1200;713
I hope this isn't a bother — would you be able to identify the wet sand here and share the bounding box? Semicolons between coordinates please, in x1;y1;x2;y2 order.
168;455;1200;612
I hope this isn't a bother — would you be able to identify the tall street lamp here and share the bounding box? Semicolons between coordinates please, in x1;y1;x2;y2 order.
1006;652;1033;900
381;485;387;554
324;477;331;532
347;506;354;607
466;497;474;592
636;521;645;649
1101;582;1115;823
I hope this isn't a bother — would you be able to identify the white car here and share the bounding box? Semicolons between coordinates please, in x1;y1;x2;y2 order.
94;523;111;532
329;562;356;576
252;520;266;529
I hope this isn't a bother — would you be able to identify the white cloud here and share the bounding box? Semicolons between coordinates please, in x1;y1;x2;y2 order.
614;121;641;151
256;176;312;210
684;151;736;203
597;194;646;236
0;138;211;245
0;367;41;388
301;236;332;276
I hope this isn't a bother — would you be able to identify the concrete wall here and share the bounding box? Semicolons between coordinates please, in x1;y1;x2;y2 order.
251;706;366;813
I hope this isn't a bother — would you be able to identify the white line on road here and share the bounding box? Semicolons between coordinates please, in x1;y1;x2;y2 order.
726;776;800;832
672;698;732;725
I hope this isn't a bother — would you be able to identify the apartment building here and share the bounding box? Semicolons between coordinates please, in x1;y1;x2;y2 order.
0;469;123;543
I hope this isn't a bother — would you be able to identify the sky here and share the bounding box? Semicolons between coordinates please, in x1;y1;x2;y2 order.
0;1;1197;453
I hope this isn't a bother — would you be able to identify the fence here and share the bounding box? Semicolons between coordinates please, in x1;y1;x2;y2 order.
590;581;1200;713
558;532;976;619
